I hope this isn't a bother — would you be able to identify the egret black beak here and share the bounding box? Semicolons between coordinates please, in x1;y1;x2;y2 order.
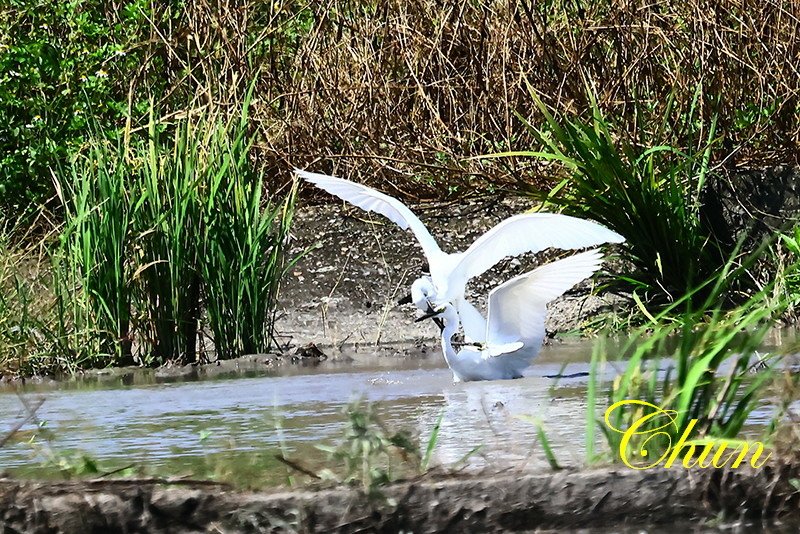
415;301;441;322
415;309;439;322
414;303;446;332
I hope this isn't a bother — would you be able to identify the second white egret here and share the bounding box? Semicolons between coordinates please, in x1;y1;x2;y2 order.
418;249;605;382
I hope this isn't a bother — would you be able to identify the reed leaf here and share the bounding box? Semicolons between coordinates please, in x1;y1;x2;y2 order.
54;139;137;366
593;260;784;464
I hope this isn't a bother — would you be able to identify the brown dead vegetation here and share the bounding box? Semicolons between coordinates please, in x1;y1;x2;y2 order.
147;0;800;197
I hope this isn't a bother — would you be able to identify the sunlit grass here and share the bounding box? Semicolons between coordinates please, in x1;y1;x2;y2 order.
200;99;301;358
54;140;137;366
586;254;788;466
485;85;726;309
2;96;299;374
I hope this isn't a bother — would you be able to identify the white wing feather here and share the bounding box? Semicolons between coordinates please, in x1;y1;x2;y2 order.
454;296;487;342
296;169;444;262
449;214;623;297
485;249;605;349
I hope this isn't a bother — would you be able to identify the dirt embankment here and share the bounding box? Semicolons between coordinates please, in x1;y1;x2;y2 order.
2;458;798;533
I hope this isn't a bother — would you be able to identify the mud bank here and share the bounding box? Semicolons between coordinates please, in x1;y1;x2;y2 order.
2;457;798;533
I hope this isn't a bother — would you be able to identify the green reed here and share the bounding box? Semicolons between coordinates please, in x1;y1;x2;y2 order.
134;114;206;364
200;100;299;359
587;254;784;465
0;222;34;373
487;85;725;308
55;140;137;366
18;96;299;372
134;100;299;364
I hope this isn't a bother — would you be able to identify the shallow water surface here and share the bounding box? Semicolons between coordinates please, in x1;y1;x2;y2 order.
0;342;608;482
0;335;788;486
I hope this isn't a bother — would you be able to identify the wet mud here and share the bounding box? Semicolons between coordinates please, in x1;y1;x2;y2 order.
2;456;798;533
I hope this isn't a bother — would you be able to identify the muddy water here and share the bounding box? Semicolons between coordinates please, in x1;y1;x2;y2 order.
0;342;605;483
0;336;789;486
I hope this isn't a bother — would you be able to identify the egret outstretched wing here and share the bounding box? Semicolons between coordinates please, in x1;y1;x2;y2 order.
449;214;622;297
298;169;624;358
485;249;604;350
295;169;444;262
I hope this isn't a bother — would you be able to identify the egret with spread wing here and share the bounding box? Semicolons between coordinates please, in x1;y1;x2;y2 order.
296;169;624;340
418;249;605;382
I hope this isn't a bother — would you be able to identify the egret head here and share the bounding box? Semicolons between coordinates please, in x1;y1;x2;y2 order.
411;276;450;331
410;276;438;312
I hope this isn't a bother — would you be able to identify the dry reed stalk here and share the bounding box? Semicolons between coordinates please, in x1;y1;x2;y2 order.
128;0;800;197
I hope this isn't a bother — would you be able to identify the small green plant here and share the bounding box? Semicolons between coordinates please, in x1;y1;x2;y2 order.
27;430;138;480
422;408;445;472
316;399;421;499
36;448;102;479
776;225;800;314
185;425;296;489
514;415;563;470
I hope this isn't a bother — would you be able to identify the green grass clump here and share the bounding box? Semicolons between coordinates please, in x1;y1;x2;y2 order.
587;256;786;467
0;223;38;374
134;114;208;364
200;111;299;359
1;96;299;374
488;86;726;308
136;101;300;363
55;140;137;366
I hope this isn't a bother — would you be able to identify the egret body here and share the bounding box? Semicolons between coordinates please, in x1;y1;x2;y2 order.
425;249;605;382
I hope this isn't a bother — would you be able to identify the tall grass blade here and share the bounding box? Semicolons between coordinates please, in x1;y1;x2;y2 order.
422;408;445;472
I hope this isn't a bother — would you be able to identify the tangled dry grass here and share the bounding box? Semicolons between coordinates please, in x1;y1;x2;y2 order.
141;0;800;197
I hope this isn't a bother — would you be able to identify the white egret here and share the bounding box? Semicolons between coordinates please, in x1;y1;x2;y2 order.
419;249;605;382
295;169;624;340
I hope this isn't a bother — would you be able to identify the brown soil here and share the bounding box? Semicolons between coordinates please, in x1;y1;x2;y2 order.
2;456;798;533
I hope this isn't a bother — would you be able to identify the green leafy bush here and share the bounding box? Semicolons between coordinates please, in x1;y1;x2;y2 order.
0;0;160;214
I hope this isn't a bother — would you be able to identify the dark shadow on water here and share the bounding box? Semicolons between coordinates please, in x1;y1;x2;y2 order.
543;371;590;379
